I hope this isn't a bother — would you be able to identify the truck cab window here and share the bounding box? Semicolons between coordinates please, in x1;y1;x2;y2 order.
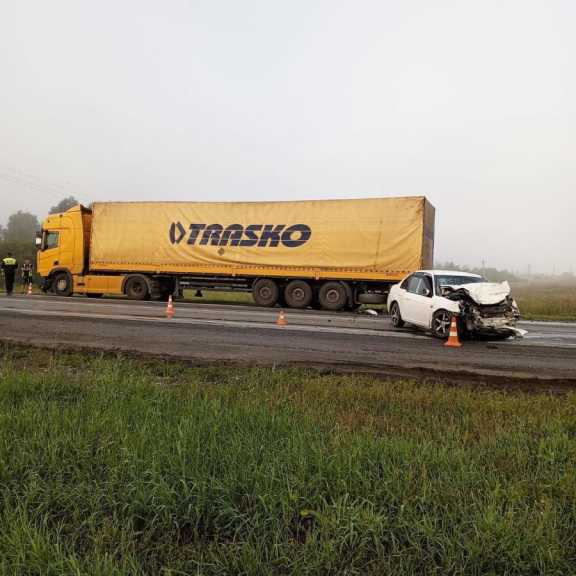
43;231;59;250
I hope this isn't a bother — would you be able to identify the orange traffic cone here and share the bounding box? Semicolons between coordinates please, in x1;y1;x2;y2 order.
166;295;175;319
444;315;462;348
276;310;288;326
27;283;33;296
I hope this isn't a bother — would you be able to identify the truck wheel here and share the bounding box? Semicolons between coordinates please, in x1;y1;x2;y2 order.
358;293;386;305
252;279;279;307
318;282;348;311
125;275;151;301
389;302;405;328
51;272;73;297
284;280;313;309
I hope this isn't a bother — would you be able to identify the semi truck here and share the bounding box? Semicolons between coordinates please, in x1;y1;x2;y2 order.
36;196;435;310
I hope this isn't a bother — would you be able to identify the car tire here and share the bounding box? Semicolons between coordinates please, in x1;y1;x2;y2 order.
431;309;453;339
389;302;405;328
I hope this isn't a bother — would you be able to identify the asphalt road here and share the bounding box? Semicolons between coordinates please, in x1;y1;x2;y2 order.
1;294;575;389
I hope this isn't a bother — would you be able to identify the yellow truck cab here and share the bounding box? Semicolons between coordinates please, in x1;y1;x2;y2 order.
36;205;125;298
37;198;435;309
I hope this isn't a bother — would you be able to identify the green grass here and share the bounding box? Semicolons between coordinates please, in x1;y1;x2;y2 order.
182;289;254;306
512;283;576;321
1;344;575;575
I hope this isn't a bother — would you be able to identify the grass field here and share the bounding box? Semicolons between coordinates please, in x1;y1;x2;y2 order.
1;343;575;575
512;283;576;321
183;289;254;306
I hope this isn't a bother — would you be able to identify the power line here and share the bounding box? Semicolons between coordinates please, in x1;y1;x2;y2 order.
0;173;65;197
0;163;78;200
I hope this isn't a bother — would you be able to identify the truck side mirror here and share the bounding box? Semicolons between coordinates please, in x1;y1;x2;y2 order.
35;233;42;248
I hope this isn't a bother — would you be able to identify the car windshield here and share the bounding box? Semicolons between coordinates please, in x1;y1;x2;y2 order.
435;274;485;294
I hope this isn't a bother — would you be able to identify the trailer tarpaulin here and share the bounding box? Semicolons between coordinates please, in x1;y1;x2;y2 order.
89;197;434;279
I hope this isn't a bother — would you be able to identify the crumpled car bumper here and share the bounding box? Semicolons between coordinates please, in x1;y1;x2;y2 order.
472;316;527;338
460;304;525;338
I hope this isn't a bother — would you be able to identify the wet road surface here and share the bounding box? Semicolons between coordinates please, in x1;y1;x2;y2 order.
1;294;575;389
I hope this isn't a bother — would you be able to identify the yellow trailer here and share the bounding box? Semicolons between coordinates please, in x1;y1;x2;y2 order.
36;197;435;310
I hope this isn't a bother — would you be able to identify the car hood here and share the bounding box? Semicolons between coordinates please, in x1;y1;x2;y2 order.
445;281;511;305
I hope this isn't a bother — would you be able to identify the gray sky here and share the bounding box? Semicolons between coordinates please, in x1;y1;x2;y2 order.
1;0;574;273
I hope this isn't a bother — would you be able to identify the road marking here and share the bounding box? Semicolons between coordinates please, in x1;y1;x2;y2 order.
519;320;576;327
2;302;576;349
0;299;383;329
0;305;430;340
2;297;369;323
7;296;576;330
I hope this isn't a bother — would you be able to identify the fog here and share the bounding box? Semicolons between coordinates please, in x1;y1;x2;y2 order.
1;0;574;273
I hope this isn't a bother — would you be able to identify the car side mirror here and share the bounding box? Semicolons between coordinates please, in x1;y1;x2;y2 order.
423;288;431;297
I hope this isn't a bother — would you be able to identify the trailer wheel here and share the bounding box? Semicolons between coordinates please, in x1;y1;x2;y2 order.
252;278;279;307
357;293;386;305
125;275;151;301
51;272;73;297
318;281;348;311
284;280;313;309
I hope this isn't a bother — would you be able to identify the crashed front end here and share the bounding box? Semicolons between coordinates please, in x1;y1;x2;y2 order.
458;297;523;337
443;282;525;338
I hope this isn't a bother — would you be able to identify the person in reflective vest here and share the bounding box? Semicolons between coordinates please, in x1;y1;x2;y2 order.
1;253;18;296
21;258;33;292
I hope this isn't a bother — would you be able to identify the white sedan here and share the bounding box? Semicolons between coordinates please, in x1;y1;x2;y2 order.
387;270;523;339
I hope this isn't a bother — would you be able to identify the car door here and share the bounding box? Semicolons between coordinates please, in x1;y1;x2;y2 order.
402;273;434;326
399;274;422;323
394;274;415;321
56;214;75;273
37;230;61;276
411;274;435;326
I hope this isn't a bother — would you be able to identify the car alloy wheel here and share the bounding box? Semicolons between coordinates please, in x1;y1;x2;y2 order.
432;310;452;338
390;302;404;328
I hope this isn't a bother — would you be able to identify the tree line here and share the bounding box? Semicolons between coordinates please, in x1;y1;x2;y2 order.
436;261;520;283
0;196;79;270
